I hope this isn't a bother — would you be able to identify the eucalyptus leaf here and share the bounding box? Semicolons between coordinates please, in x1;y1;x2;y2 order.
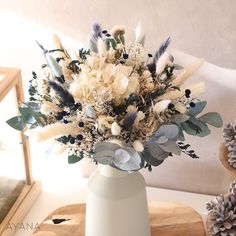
177;125;185;141
95;142;119;153
95;142;143;171
155;124;179;140
190;117;211;137
30;122;39;129
141;148;164;166
172;114;189;124
156;136;168;144
25;102;41;111
199;112;223;128
68;153;83;164
159;140;181;155
6;116;25;131
114;149;130;164
19;105;45;126
45;54;63;78
181;117;210;137
146;141;170;160
94;142;119;165
31;111;46;125
19;107;34;123
188;101;207;116
105;38;117;50
94;151;114;165
113;147;143;171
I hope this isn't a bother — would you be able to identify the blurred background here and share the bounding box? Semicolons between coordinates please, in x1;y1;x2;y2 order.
0;0;236;70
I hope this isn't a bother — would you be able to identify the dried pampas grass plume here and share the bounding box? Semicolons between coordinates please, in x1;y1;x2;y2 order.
158;82;206;100
29;123;80;142
172;59;204;86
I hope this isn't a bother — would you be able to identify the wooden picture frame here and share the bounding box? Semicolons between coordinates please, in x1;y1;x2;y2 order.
0;67;41;236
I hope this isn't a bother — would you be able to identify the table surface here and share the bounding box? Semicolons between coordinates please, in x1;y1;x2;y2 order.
32;202;206;236
12;180;215;236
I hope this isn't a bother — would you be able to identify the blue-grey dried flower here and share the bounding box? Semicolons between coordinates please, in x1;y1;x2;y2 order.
92;23;102;39
141;124;181;166
36;41;64;82
94;142;144;171
48;81;75;105
89;23;102;52
85;105;96;118
122;112;137;130
154;37;171;63
153;124;181;154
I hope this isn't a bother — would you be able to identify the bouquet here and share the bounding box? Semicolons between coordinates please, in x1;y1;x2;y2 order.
7;23;223;172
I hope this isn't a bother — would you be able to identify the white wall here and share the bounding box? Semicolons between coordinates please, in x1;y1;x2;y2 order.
0;0;236;70
0;0;235;93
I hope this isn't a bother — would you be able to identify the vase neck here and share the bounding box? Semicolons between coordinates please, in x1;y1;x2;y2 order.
98;164;129;178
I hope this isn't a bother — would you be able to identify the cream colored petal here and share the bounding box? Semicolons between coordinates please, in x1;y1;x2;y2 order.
153;100;171;114
112;74;129;95
79;64;90;73
136;111;145;121
127;74;140;94
96;70;103;81
111;122;121;136
114;64;133;77
103;63;115;83
133;140;144;152
40;101;59;115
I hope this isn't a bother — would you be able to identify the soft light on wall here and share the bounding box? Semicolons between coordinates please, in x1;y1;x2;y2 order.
0;10;86;194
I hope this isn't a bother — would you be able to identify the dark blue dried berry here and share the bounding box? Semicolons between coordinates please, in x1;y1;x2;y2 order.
76;134;83;140
123;53;129;59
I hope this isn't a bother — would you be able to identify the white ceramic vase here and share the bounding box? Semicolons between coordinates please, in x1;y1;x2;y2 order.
85;164;151;236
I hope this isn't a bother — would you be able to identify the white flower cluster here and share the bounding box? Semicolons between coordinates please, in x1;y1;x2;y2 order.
26;23;215;171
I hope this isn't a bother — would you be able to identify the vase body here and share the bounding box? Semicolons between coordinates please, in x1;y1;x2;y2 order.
85;164;151;236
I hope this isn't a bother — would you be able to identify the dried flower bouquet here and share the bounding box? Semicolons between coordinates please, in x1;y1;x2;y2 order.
7;24;222;172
